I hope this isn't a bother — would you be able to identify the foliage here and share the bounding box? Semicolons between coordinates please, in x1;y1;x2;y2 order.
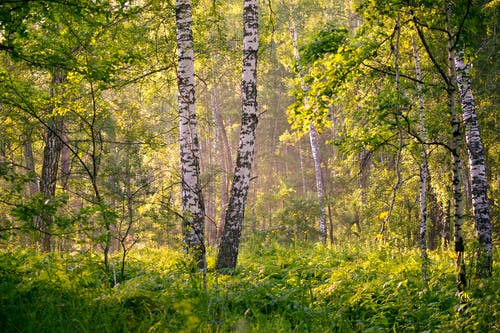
0;242;498;332
266;197;322;244
0;0;497;331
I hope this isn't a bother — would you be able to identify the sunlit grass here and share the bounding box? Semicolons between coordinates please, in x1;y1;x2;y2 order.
0;240;498;332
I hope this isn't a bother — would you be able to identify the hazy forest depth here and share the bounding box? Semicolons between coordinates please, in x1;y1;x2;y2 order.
0;0;498;331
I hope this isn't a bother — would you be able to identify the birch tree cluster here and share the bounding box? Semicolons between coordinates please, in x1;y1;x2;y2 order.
0;0;497;283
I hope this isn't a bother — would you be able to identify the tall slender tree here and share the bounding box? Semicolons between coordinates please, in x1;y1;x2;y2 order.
412;35;429;282
175;0;206;268
454;49;492;278
216;0;259;271
38;69;66;252
446;5;467;293
411;1;467;293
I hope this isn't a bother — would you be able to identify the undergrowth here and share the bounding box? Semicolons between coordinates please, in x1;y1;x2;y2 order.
0;241;498;332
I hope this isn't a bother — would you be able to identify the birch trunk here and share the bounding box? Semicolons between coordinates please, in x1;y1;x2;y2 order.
454;49;492;278
309;124;327;244
176;0;205;268
216;0;259;270
446;18;466;291
412;36;429;281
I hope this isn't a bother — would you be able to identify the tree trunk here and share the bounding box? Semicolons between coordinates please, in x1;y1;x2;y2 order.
216;0;259;271
443;201;451;248
454;49;492;278
412;36;429;281
22;133;39;196
176;0;205;268
39;118;64;252
447;22;466;291
309;124;327;244
38;70;65;252
427;176;442;251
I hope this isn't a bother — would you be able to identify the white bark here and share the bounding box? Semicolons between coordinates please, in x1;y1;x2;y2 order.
454;49;492;277
412;36;429;281
216;0;259;270
446;8;466;291
176;0;205;266
309;124;327;244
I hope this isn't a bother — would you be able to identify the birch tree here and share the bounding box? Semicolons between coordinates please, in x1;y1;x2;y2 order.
447;7;467;293
216;0;259;271
412;2;467;293
412;36;429;282
176;0;205;268
309;124;327;244
454;49;492;278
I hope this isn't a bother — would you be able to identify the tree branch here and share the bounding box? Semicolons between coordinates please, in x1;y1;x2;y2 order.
412;13;452;88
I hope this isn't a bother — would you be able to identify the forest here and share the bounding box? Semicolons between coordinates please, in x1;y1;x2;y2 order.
0;0;498;331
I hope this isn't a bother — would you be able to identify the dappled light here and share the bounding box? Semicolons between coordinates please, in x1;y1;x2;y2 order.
0;0;497;331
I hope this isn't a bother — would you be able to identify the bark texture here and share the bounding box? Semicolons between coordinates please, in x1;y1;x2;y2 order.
176;0;205;267
454;49;492;278
447;29;466;292
309;124;327;244
216;0;259;271
412;36;429;281
38;70;65;252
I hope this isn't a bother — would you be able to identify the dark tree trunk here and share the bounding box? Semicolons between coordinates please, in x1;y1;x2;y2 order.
38;70;66;252
216;0;259;271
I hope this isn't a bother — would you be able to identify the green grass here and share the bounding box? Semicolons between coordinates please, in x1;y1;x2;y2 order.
0;241;498;332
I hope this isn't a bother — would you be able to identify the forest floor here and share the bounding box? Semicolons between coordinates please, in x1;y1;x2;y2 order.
0;239;498;332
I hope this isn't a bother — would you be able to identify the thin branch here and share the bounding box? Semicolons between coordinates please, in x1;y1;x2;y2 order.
452;0;472;51
361;62;431;85
412;12;452;88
